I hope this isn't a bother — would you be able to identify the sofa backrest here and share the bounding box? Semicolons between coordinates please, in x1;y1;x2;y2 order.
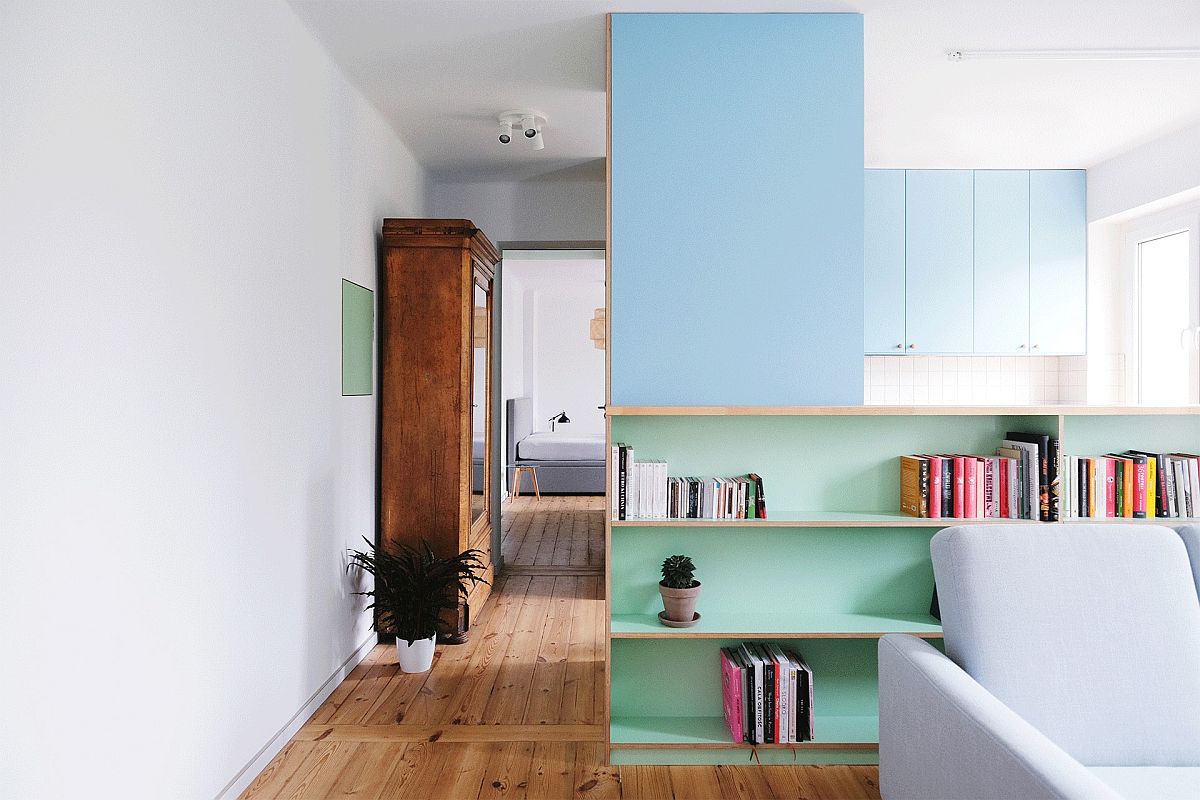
1173;524;1200;600
931;524;1200;766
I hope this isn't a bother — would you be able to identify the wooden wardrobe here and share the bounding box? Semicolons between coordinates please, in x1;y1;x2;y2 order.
379;218;498;642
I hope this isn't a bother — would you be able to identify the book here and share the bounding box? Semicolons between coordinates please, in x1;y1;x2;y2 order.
952;456;965;518
739;643;764;745
997;458;1008;517
963;457;978;518
749;473;767;519
926;455;943;519
1048;437;1060;521
766;643;790;744
720;648;744;743
1005;432;1050;521
793;650;815;741
1001;440;1040;520
938;457;953;517
899;456;927;517
983;457;996;518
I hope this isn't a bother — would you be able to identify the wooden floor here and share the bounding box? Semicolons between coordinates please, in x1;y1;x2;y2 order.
241;496;880;799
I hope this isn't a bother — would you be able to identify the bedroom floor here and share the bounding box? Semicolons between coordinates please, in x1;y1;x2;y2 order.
239;496;881;799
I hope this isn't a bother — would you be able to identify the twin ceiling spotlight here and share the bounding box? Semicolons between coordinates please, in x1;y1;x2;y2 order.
497;110;547;151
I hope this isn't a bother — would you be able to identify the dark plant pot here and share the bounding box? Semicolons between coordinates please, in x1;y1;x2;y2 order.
659;581;701;623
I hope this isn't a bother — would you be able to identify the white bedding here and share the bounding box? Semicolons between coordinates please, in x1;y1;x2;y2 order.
517;432;605;462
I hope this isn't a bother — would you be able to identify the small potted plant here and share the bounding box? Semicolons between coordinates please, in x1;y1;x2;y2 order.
658;554;700;627
347;537;489;673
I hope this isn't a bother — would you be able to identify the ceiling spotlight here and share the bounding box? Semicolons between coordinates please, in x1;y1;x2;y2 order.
521;114;537;138
497;110;549;151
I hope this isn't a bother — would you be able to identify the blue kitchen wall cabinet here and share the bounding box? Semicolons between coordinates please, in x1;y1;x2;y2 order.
610;13;865;405
864;168;1086;355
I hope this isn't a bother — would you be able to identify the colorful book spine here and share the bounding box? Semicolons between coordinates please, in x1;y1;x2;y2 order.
719;648;744;744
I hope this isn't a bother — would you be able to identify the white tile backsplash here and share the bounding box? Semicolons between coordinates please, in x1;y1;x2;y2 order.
863;355;1118;405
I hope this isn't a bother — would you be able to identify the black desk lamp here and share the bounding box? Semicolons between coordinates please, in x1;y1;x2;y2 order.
548;410;570;432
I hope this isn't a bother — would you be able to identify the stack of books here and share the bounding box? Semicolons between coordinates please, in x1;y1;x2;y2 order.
720;643;813;745
610;444;766;520
899;431;1058;521
1063;452;1200;518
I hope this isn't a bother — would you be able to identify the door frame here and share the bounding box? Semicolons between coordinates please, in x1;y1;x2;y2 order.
491;240;606;571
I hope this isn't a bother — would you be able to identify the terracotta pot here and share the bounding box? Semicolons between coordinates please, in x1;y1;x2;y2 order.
659;582;701;623
395;635;436;673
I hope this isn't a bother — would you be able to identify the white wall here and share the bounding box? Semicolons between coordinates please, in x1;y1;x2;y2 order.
502;259;606;439
431;178;604;243
0;2;426;797
1088;120;1200;222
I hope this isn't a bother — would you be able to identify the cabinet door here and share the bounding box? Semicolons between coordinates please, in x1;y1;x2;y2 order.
1029;170;1087;354
905;170;974;353
973;170;1030;353
865;169;906;354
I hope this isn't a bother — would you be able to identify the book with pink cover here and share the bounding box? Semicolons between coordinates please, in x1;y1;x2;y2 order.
719;648;744;743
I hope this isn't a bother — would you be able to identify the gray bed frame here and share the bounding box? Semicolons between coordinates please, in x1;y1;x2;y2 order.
506;397;605;494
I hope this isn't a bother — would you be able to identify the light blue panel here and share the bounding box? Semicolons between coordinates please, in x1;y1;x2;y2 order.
865;170;906;354
610;14;864;405
973;170;1030;354
1029;170;1087;354
904;170;974;354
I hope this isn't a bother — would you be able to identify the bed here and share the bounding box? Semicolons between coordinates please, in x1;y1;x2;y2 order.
506;397;605;494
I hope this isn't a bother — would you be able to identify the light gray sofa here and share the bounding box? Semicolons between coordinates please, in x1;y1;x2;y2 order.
879;524;1200;800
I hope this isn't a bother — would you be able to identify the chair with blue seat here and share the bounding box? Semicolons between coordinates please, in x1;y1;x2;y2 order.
878;524;1200;800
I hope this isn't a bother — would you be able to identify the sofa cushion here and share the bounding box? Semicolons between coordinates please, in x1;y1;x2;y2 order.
1090;767;1200;800
931;524;1200;766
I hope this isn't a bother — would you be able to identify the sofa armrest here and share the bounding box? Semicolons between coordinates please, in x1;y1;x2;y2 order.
878;635;1121;800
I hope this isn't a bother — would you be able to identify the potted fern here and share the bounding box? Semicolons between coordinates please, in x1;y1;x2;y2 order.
347;538;489;673
658;554;700;627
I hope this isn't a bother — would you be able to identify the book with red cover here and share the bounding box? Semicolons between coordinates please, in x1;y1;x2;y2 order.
926;456;943;519
952;456;965;518
998;457;1010;518
1104;457;1117;517
719;648;744;743
963;457;978;518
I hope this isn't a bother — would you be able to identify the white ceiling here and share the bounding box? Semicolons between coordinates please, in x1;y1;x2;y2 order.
289;0;1200;181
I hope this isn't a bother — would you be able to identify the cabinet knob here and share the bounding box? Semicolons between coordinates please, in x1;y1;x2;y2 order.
1018;344;1026;350
894;343;903;349
1032;344;1040;350
907;343;916;350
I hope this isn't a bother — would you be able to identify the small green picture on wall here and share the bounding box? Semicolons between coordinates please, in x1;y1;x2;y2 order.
341;279;374;396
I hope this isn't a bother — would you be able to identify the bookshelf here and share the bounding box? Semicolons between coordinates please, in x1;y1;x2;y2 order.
604;405;1200;765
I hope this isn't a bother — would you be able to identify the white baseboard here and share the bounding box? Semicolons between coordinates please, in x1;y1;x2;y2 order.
213;633;377;800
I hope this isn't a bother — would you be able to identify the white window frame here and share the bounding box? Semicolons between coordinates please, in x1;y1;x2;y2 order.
1122;203;1200;404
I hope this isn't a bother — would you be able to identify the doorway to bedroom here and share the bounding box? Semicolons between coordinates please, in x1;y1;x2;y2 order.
497;248;606;573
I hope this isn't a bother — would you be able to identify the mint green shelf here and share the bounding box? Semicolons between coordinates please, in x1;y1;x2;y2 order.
610;611;942;639
610;714;878;747
609;414;1057;519
605;407;1200;767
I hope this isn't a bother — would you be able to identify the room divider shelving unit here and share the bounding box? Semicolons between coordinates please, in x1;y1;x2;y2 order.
603;405;1200;765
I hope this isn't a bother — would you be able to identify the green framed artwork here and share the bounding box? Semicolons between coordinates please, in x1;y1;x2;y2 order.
341;279;374;396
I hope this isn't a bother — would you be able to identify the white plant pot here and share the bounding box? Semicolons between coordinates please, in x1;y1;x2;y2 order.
395;635;436;673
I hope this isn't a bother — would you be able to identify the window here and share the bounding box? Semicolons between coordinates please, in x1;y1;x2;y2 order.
1137;230;1192;404
1125;205;1200;405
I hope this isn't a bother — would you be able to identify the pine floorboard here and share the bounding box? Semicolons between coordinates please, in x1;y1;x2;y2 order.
241;496;881;799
